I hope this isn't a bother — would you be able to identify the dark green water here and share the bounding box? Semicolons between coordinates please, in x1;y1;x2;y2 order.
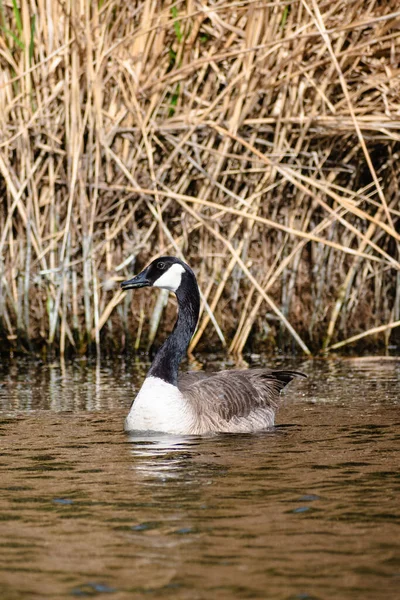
0;356;399;599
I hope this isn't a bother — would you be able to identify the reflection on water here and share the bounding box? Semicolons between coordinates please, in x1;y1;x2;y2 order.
0;356;399;599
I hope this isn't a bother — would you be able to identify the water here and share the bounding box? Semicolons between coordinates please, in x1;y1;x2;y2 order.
0;356;399;599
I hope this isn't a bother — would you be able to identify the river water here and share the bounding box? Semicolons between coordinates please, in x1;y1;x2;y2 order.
0;355;399;599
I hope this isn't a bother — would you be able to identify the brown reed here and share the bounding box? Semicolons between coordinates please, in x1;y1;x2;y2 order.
0;0;399;356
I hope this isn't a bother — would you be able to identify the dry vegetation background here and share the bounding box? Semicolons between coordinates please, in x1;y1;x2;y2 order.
0;0;399;356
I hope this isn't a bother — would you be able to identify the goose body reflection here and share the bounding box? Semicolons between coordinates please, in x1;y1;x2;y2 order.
121;257;305;434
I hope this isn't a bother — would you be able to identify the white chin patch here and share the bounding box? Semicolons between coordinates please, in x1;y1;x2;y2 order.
153;263;185;292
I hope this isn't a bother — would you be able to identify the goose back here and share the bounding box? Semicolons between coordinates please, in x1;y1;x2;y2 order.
178;369;304;434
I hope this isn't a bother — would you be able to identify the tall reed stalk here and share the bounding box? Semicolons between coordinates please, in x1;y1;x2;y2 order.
0;0;399;356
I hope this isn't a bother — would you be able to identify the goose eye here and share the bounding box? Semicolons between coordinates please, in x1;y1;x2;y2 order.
157;262;166;270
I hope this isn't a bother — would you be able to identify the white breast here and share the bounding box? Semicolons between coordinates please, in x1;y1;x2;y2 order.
124;376;195;434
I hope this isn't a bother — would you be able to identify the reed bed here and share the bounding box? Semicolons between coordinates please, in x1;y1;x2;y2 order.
0;0;399;356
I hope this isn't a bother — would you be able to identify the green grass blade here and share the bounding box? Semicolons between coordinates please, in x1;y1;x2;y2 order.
0;0;6;30
168;83;180;117
281;6;289;29
171;6;182;42
29;14;35;64
0;24;24;49
11;0;22;37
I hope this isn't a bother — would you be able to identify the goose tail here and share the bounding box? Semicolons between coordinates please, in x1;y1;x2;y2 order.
270;370;307;387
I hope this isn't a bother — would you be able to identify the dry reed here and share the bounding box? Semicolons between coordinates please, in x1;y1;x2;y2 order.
0;0;399;356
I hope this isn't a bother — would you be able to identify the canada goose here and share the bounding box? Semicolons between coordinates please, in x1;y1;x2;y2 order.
121;256;306;434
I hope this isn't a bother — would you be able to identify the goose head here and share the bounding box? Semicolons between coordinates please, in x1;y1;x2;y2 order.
121;256;194;294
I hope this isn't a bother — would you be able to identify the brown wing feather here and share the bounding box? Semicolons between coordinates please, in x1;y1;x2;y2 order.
178;369;305;425
177;370;216;393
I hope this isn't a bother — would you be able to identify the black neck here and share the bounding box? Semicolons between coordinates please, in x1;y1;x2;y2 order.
147;274;200;386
